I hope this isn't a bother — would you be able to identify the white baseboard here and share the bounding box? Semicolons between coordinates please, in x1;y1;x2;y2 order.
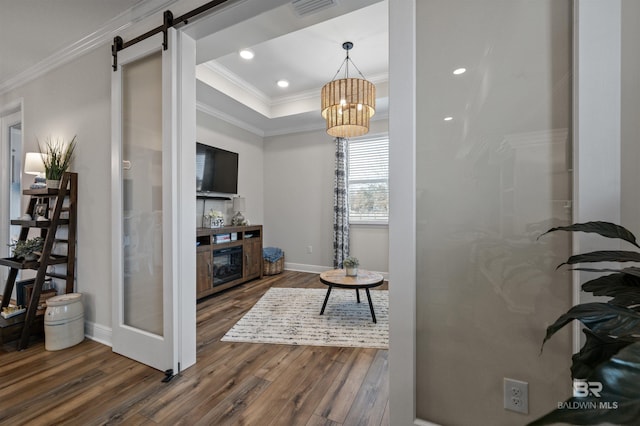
415;419;441;426
284;262;332;274
84;320;112;347
284;262;389;281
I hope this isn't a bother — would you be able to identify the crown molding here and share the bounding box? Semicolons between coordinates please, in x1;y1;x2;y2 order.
198;98;388;138
264;110;389;138
264;122;326;137
0;0;177;96
203;59;389;110
196;101;265;137
201;61;271;105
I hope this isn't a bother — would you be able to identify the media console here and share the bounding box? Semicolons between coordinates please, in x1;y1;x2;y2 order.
196;225;263;300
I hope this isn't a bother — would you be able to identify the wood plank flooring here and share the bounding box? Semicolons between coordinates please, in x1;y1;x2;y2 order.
0;271;389;425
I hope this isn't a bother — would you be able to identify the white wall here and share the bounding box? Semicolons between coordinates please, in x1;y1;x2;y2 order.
0;45;113;335
196;110;264;227
263;120;389;273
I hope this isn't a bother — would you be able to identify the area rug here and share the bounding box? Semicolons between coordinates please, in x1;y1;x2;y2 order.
221;287;388;349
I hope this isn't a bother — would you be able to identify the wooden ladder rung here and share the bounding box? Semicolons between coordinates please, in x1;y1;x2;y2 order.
45;272;68;280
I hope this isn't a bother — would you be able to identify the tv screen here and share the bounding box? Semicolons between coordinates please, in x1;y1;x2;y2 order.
196;143;238;195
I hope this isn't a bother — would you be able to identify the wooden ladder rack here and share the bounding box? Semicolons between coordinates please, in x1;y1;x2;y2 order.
0;172;77;349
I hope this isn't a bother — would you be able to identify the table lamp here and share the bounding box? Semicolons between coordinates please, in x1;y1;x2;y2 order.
24;152;46;189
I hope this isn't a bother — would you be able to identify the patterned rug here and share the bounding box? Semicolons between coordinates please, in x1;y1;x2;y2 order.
221;287;388;349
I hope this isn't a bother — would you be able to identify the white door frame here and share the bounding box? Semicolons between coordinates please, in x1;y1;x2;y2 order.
388;0;418;425
0;105;23;284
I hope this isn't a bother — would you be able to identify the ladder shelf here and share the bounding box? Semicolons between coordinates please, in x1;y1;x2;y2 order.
0;172;77;349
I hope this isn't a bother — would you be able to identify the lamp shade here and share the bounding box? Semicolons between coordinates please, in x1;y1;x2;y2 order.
233;197;246;213
321;78;376;138
320;42;376;139
24;152;46;175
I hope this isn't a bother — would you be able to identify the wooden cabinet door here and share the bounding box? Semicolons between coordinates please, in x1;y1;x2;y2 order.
196;249;212;297
244;239;262;279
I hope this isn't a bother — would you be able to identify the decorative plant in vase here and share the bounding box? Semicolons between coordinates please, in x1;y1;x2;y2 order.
530;222;640;425
39;135;77;188
343;256;359;276
10;237;44;261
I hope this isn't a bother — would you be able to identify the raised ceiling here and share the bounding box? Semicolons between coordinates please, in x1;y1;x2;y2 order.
194;0;389;136
1;0;388;136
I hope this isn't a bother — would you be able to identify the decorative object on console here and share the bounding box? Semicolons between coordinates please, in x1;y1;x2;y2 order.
24;152;47;189
38;135;77;188
321;41;376;138
34;198;48;221
343;256;359;276
231;196;247;226
206;209;224;228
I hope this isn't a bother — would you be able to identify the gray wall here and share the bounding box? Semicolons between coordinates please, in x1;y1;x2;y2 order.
196;111;265;227
263;120;389;273
414;0;573;423
621;0;640;233
0;45;113;333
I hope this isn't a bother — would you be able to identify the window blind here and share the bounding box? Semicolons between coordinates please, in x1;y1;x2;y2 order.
348;136;389;223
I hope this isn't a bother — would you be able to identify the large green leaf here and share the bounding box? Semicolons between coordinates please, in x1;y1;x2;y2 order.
540;221;640;248
559;250;640;268
570;329;633;380
581;273;640;306
542;303;640;350
573;266;640;279
529;342;640;425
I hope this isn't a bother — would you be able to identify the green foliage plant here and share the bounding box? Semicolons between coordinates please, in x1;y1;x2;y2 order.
343;256;359;268
530;221;640;425
11;237;44;260
39;135;77;180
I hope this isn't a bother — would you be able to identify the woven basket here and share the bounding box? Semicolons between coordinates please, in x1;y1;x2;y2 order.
263;255;284;276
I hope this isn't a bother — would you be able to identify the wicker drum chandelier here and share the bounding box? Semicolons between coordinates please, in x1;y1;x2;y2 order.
321;42;375;138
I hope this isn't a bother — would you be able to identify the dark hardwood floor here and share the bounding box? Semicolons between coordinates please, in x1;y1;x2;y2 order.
0;271;389;425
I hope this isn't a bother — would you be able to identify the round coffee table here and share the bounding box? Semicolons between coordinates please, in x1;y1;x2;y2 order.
319;269;384;323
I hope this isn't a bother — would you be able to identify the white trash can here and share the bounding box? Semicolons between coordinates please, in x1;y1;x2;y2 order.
44;293;84;351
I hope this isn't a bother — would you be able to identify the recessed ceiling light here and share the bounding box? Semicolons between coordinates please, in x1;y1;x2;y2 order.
239;49;254;60
453;68;466;75
277;79;289;88
444;116;453;121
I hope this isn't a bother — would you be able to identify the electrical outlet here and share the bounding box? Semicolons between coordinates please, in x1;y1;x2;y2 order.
307;245;313;254
504;378;528;414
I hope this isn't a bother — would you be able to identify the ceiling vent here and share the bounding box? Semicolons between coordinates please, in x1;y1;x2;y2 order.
291;0;338;17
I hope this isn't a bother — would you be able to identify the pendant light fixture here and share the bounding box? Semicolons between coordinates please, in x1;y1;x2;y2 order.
321;41;376;138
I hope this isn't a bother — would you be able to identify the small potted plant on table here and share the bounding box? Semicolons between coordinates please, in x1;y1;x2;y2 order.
343;256;359;276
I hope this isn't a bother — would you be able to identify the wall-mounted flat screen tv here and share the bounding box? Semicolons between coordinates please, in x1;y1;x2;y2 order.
196;142;238;195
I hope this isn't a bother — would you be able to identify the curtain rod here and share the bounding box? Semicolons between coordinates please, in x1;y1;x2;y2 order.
112;0;230;71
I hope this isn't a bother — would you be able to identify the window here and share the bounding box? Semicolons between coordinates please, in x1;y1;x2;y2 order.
348;135;389;224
